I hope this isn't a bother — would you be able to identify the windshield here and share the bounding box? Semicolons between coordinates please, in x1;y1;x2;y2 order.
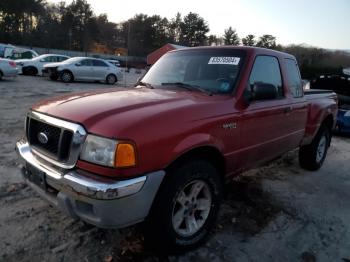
141;49;246;94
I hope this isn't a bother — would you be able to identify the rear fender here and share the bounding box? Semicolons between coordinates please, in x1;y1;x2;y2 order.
302;104;336;145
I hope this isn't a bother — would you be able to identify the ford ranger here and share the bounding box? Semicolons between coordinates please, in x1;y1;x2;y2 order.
16;47;337;251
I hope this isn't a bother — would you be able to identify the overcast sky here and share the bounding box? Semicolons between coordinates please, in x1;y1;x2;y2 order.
49;0;350;49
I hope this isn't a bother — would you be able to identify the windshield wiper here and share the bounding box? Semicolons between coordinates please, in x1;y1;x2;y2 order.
161;82;212;96
136;81;155;89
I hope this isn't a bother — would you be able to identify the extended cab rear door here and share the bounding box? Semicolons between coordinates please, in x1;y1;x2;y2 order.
282;58;308;146
238;55;305;169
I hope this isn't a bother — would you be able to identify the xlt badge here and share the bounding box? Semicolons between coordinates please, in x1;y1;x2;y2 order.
222;122;237;129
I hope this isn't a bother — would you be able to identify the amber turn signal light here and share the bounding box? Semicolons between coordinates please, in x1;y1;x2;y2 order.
115;143;136;168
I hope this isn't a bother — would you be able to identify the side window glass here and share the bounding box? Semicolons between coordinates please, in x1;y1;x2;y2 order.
50;56;58;62
81;59;92;66
249;56;283;99
93;60;108;67
43;56;51;62
285;59;303;97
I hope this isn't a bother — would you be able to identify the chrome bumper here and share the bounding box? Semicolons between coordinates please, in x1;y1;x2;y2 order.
16;139;146;200
15;138;165;228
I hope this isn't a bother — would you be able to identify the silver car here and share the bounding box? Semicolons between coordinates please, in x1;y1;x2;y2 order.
44;57;123;84
0;58;18;80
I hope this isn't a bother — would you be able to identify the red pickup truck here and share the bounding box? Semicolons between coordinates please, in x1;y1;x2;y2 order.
16;47;337;251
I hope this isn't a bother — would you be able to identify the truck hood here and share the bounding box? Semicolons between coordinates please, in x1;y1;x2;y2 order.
32;87;229;138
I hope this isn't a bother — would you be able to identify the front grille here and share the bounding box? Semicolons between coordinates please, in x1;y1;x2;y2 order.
27;118;73;161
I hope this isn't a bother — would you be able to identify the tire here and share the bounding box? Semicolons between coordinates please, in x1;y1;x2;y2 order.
145;159;223;253
60;71;73;83
24;66;38;76
106;74;117;85
299;125;330;171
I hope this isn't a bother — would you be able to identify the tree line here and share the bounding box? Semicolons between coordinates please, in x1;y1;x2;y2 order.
1;0;349;78
0;0;279;54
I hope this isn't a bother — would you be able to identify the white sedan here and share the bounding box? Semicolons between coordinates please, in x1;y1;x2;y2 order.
44;57;123;84
16;54;70;76
0;58;18;80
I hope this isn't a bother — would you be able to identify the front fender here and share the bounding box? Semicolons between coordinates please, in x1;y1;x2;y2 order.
170;133;224;163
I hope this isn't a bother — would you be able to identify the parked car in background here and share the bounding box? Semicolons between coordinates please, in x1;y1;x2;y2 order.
0;58;18;80
16;54;70;76
43;57;123;84
311;73;350;135
107;59;121;67
0;43;15;58
10;48;38;60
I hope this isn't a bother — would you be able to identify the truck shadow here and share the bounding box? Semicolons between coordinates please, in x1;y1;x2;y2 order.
219;177;282;235
106;176;282;261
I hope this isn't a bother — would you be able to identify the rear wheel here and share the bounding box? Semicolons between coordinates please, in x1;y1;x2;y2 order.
60;71;73;83
299;125;330;171
106;74;117;85
23;66;38;76
145;159;222;253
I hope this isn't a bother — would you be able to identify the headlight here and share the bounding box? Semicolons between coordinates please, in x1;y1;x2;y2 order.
80;134;136;168
344;111;350;117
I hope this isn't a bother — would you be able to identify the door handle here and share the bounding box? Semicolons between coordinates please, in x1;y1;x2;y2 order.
284;106;293;114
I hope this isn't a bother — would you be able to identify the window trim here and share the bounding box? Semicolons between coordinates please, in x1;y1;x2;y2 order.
247;54;285;102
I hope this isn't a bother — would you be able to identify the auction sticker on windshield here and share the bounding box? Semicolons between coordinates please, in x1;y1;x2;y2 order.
208;57;240;65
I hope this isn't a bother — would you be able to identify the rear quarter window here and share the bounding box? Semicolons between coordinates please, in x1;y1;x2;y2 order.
93;60;108;67
285;58;303;98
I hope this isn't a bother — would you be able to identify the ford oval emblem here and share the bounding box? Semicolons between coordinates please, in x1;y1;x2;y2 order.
37;132;49;144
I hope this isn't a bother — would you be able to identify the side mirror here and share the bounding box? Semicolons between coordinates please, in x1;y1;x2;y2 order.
39;59;45;62
75;63;81;67
252;83;278;101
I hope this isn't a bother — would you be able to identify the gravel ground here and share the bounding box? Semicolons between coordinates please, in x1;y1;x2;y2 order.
0;75;349;262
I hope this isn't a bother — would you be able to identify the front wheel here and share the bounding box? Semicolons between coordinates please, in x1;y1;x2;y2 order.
60;71;73;83
299;125;330;171
106;74;117;85
145;160;222;253
23;66;38;76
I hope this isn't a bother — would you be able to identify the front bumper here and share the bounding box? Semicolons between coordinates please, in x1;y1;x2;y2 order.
16;139;165;228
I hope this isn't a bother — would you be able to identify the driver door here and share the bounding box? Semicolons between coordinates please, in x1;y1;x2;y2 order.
238;55;297;169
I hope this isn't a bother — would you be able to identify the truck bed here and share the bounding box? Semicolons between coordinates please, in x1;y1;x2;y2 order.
304;89;334;95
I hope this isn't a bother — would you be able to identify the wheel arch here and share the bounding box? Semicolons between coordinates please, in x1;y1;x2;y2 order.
60;69;74;80
165;145;226;182
321;114;334;146
27;65;38;73
106;73;117;82
322;114;334;132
